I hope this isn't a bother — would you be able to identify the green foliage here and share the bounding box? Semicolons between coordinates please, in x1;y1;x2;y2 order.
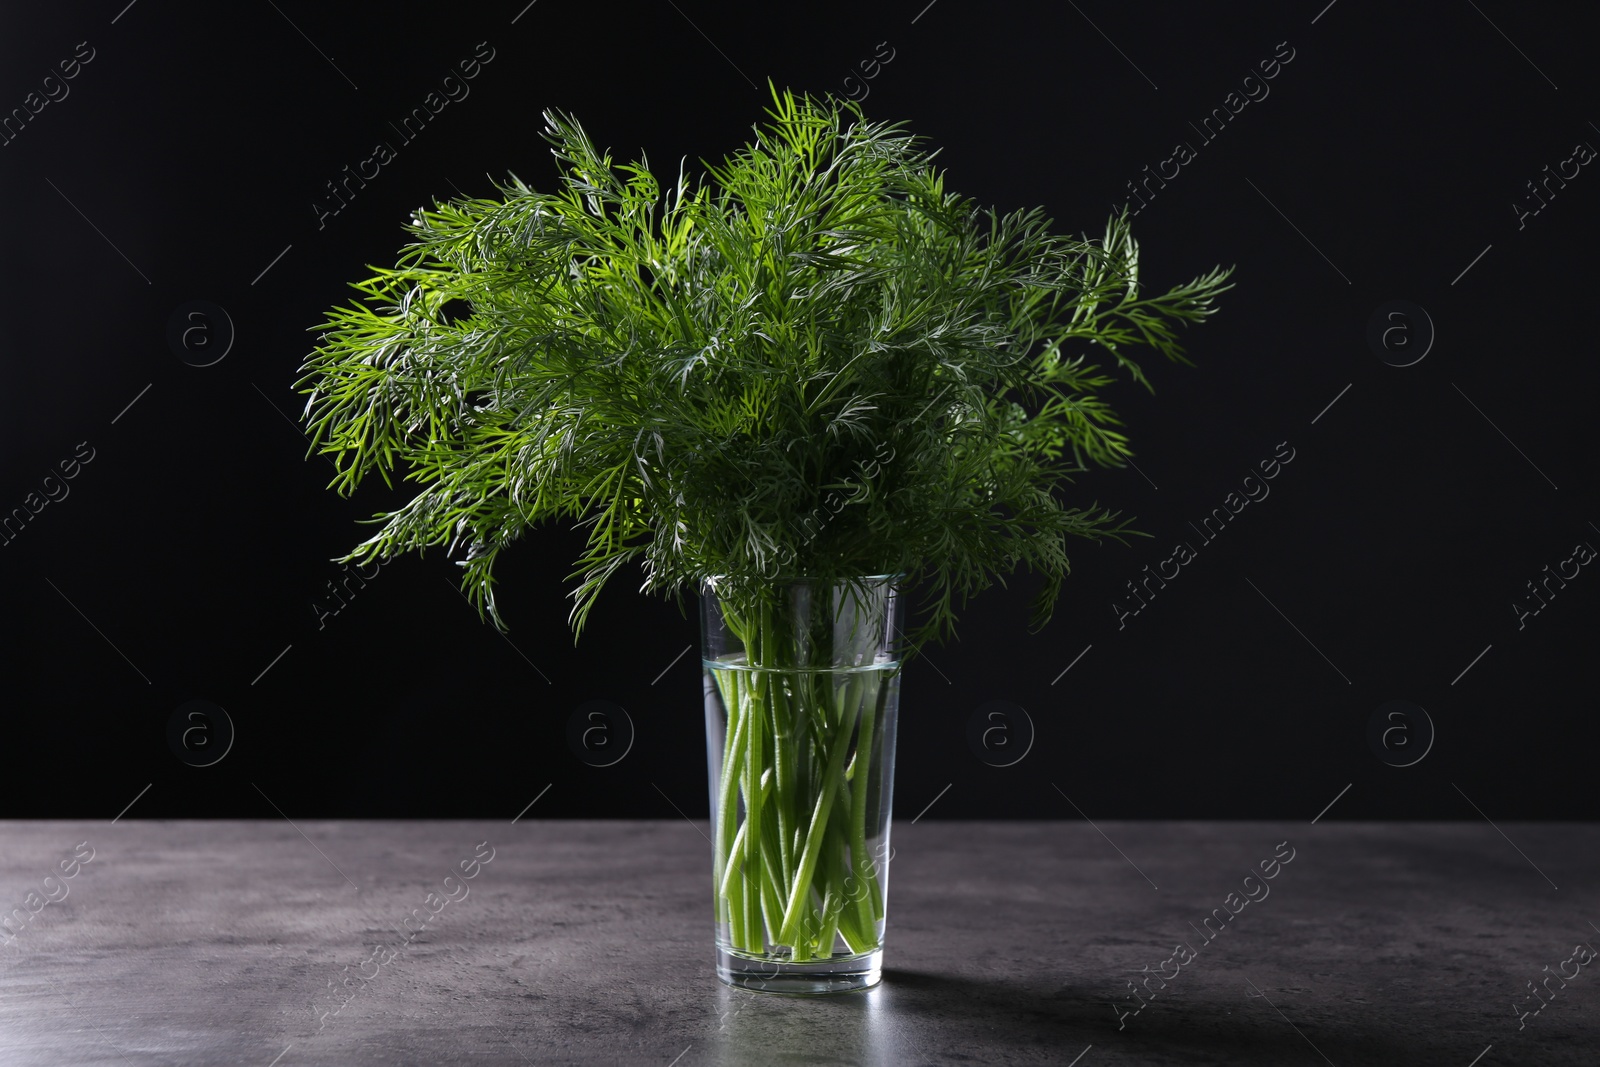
295;84;1233;660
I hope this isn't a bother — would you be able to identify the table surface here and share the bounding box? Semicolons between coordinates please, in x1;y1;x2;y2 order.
1;820;1596;1066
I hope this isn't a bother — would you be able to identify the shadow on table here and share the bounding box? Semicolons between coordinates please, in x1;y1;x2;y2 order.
842;969;1521;1066
703;968;1581;1066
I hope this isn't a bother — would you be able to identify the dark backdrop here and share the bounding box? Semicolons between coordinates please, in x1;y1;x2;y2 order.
2;0;1595;821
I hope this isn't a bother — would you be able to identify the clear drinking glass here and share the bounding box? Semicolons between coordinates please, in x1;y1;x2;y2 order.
700;575;905;993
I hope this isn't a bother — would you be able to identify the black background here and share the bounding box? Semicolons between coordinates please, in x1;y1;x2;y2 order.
2;0;1595;820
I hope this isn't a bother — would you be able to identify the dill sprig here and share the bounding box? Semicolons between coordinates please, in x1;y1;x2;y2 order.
295;84;1233;660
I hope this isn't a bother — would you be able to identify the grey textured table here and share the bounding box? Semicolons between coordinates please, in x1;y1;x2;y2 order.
1;820;1596;1065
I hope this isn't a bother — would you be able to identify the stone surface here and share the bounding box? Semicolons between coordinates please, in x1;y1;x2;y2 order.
0;819;1596;1065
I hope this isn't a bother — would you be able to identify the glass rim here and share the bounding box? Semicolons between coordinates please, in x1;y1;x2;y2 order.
702;573;907;585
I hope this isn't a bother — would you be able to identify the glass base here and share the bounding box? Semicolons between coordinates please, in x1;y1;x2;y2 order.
716;946;882;994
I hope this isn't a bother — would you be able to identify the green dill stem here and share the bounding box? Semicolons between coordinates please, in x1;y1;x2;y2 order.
725;833;748;951
719;815;750;903
814;861;843;958
848;669;883;931
741;855;759;952
710;671;738;915
713;666;748;931
721;666;758;951
757;821;786;952
745;602;771;950
778;670;863;945
763;802;806;960
829;744;878;948
832;847;872;953
831;816;864;956
760;599;797;903
718;771;773;902
768;671;796;891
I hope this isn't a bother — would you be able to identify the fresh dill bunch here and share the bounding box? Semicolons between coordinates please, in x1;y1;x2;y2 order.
295;83;1234;661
